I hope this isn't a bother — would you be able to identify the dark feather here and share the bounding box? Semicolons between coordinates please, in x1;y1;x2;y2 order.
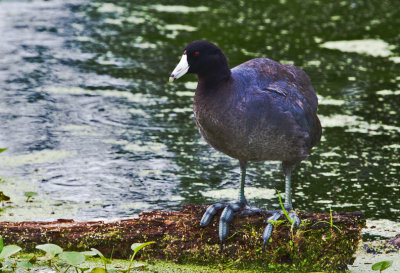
193;57;321;164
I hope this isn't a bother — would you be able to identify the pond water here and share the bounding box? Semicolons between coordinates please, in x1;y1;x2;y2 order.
0;0;399;235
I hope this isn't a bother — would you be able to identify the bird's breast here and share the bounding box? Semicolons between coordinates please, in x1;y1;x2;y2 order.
193;90;310;162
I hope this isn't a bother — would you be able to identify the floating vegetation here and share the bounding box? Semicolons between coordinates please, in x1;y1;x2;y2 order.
201;187;276;200
148;5;209;13
319;39;395;57
0;150;77;167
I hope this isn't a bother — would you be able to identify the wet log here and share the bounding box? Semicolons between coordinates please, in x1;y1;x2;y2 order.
0;205;365;271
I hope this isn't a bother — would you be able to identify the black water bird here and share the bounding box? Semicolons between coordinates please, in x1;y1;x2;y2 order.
169;40;321;249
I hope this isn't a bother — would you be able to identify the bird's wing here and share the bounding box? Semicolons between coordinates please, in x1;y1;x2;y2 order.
281;63;318;112
263;82;288;97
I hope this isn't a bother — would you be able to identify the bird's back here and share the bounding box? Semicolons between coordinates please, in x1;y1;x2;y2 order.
194;58;321;164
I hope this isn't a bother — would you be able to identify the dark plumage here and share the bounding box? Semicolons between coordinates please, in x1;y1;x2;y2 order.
169;40;321;249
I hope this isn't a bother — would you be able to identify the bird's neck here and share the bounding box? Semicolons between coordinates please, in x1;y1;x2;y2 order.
197;66;232;93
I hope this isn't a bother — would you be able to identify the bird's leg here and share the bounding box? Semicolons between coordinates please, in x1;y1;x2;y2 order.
238;160;247;204
200;161;249;228
200;160;265;248
218;160;248;243
262;164;300;250
283;170;301;226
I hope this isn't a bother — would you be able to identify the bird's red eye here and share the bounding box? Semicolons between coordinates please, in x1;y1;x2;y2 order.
194;51;200;57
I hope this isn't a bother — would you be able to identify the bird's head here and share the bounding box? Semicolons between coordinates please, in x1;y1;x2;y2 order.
169;40;228;82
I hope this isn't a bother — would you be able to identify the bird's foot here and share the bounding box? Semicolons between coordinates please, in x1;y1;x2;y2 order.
262;209;301;251
200;200;266;249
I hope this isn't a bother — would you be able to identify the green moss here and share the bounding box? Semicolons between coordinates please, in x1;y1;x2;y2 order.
0;205;365;272
137;207;364;272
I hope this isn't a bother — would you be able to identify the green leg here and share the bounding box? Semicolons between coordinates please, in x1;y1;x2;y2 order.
284;170;293;210
262;164;300;250
238;160;247;204
201;160;266;248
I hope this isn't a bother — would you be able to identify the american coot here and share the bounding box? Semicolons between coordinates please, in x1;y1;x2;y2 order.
169;40;321;249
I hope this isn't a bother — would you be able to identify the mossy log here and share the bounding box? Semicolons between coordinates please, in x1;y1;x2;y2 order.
0;205;365;271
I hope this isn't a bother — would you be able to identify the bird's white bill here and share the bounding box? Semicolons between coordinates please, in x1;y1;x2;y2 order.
169;54;189;82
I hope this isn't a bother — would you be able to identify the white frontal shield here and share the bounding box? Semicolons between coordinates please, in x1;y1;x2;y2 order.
169;53;189;82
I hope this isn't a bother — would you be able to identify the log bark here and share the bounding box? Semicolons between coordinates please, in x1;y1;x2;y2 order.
0;205;365;271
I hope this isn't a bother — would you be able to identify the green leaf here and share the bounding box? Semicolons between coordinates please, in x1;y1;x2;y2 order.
0;192;10;202
267;220;284;225
0;235;3;253
24;192;37;198
129;262;146;269
0;148;7;154
36;244;63;258
372;261;393;271
276;190;293;225
28;255;37;264
119;264;146;273
25;191;38;202
0;245;22;259
90;267;107;273
17;261;33;268
89;248;104;258
81;250;97;257
90;248;110;264
59;251;85;266
131;241;155;254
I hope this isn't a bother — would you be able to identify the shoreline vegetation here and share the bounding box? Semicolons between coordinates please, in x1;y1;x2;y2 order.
0;204;368;272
